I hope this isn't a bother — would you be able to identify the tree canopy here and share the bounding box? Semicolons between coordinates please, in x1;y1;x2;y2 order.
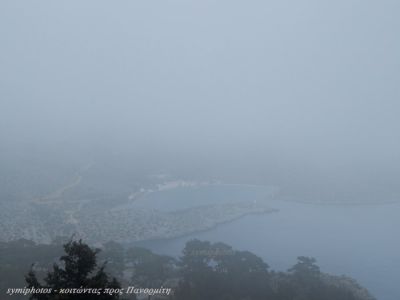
13;238;376;300
25;240;122;300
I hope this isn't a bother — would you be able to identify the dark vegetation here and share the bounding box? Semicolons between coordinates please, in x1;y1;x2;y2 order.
0;239;375;300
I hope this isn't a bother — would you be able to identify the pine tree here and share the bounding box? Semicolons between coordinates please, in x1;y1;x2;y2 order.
25;239;123;300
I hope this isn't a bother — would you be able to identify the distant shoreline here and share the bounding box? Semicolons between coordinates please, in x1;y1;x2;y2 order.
126;207;278;247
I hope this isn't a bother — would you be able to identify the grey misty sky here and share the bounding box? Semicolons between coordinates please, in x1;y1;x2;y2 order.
1;0;399;173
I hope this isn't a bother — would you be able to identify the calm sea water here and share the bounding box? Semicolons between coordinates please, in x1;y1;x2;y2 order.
133;185;400;300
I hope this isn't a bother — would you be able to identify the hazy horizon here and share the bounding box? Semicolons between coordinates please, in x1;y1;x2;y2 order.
1;0;400;200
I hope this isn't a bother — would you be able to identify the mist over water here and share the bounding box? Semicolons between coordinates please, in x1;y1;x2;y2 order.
134;186;400;300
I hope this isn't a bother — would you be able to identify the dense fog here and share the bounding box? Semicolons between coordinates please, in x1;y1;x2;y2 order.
1;1;399;300
1;0;399;201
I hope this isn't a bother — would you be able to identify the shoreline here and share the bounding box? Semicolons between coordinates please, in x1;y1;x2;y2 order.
125;207;278;248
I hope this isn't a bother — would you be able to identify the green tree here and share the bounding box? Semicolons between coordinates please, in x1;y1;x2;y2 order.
99;241;125;278
176;240;272;300
25;240;122;300
289;256;320;278
126;247;176;299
